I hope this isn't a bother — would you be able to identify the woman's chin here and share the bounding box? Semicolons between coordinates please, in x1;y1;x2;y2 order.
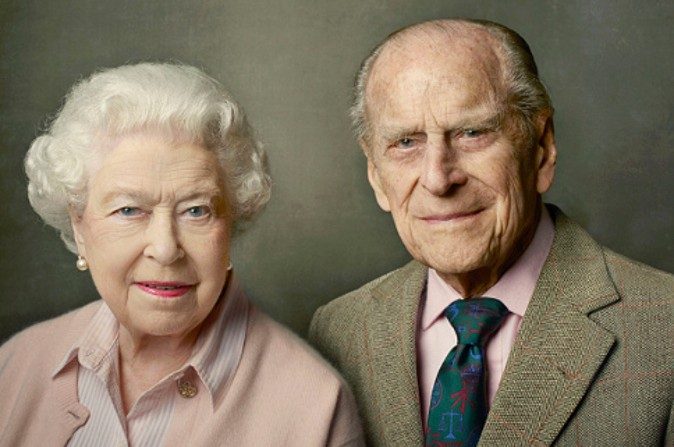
123;314;198;339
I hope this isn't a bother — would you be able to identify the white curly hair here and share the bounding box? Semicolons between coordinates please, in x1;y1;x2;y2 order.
25;62;271;253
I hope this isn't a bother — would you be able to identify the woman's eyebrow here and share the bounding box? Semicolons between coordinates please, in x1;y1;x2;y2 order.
100;188;148;205
176;187;224;203
100;185;223;205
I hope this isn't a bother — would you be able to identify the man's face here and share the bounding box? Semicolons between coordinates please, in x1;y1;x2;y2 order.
364;34;556;287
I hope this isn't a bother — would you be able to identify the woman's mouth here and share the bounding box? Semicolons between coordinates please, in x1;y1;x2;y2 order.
135;282;194;298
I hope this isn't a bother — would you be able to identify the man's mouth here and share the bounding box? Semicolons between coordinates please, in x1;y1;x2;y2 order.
421;207;485;223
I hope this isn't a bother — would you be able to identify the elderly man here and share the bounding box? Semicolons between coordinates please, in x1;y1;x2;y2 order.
309;18;673;447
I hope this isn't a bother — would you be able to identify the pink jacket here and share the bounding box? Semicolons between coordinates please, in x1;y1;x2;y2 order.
0;302;364;446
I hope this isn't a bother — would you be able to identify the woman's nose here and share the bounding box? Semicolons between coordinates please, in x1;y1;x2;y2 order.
143;213;184;265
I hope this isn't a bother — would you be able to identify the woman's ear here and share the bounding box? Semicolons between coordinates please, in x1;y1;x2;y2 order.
68;206;87;258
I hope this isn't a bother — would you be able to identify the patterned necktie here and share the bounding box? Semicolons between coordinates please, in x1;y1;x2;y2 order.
425;297;510;447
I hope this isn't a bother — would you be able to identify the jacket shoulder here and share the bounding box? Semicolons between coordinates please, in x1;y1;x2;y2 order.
309;263;412;336
0;302;101;373
313;269;393;322
601;248;674;329
308;261;420;365
0;301;100;437
228;307;364;445
310;261;418;333
603;248;674;296
249;307;350;385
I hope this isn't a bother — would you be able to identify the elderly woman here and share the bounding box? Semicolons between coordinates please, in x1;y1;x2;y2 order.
0;63;363;446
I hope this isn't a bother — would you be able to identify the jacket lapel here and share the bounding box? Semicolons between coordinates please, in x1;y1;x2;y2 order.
367;261;427;446
480;209;619;446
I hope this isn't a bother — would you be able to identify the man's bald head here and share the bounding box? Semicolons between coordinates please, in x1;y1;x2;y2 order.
351;19;552;150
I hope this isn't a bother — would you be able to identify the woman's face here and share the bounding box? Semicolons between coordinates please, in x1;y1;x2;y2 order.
71;131;232;339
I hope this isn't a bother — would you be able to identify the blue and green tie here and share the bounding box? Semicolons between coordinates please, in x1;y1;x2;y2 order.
425;297;510;447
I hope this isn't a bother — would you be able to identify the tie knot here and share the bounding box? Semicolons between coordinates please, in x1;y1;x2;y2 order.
444;297;509;346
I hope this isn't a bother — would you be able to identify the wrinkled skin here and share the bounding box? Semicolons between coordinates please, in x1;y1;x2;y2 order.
71;130;232;345
363;27;557;297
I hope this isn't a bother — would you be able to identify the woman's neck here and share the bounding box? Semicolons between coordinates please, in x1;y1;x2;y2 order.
117;326;199;414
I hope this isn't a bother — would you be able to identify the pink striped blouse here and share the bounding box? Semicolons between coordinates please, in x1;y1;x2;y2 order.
53;275;248;447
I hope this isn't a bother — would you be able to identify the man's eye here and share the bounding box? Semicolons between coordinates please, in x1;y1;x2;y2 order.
185;206;210;218
463;129;484;138
117;207;142;217
396;137;416;149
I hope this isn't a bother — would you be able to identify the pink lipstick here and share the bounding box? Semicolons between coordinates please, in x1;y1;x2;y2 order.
135;281;193;298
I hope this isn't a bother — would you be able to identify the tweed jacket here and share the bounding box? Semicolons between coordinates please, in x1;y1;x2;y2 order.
309;207;674;446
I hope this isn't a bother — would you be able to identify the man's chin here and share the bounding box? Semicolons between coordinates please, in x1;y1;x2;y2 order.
420;252;491;277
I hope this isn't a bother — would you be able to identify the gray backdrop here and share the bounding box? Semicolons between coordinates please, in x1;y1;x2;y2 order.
1;0;672;342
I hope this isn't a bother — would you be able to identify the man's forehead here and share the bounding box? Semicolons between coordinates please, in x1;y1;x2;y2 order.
367;24;504;96
370;29;502;78
384;23;498;59
364;31;505;126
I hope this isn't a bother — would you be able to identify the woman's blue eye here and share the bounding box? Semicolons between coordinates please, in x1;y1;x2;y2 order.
118;207;141;217
187;206;209;218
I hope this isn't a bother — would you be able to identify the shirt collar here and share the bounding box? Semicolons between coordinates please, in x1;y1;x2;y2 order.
421;206;555;330
52;272;249;410
186;273;248;408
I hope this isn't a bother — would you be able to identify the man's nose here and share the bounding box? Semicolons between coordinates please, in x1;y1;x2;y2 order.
419;139;467;195
143;213;184;265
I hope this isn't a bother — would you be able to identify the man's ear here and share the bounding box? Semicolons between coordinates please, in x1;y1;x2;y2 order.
366;158;391;212
533;113;557;194
68;206;87;257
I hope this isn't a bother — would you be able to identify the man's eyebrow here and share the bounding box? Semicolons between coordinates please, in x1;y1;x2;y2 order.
455;111;504;129
379;126;425;141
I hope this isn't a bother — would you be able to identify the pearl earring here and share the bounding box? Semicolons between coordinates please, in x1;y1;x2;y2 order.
76;255;88;271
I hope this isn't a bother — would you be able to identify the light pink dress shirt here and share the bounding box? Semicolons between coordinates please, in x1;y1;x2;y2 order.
418;207;554;426
54;273;248;447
